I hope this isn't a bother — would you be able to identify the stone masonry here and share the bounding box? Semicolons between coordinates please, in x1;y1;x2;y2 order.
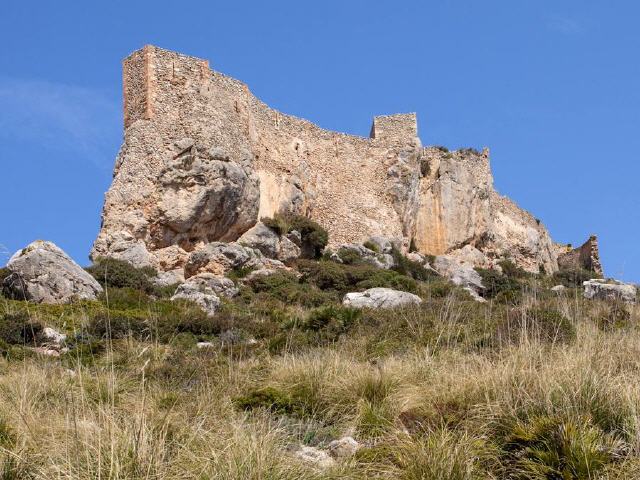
92;45;600;276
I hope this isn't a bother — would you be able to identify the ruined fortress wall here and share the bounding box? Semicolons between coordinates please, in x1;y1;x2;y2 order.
104;45;421;251
93;45;570;275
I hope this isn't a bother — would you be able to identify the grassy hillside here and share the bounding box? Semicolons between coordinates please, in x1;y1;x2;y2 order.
0;256;638;479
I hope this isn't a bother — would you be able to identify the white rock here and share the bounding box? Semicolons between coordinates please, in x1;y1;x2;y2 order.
551;285;566;293
295;446;335;469
3;240;103;304
343;287;422;309
583;279;636;303
238;222;280;258
41;327;66;346
196;342;214;349
433;255;485;298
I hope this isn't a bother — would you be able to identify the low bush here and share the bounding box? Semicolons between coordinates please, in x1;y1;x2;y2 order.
245;271;334;307
553;267;598;288
298;260;418;294
476;268;522;301
233;386;312;418
498;259;529;279
0;312;42;346
262;213;328;258
86;257;157;294
390;247;436;281
0;267;10;286
363;241;379;253
597;301;632;331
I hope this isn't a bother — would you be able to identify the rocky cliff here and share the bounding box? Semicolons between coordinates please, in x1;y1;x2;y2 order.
92;45;599;277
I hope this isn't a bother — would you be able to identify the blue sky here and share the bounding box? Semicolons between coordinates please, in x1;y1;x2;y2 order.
1;1;638;281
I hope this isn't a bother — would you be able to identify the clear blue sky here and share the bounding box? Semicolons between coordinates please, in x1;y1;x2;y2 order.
1;1;638;281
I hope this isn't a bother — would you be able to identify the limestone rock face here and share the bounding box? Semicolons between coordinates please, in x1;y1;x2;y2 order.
343;288;422;309
92;46;601;279
583;279;636;303
3;240;103;304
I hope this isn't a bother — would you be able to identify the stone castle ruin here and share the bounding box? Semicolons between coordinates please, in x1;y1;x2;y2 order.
92;45;601;280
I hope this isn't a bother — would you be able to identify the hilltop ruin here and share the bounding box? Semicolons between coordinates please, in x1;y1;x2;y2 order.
92;45;601;278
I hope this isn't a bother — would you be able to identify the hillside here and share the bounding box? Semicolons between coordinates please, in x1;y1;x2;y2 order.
0;235;639;479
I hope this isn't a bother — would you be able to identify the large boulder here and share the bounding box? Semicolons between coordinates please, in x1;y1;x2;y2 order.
343;287;422;309
2;241;103;304
238;222;301;262
583;279;636;303
170;273;239;316
433;255;485;301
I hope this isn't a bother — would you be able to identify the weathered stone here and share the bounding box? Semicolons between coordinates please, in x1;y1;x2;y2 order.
40;327;67;346
433;255;485;298
153;269;185;287
93;46;600;277
237;222;280;258
583;279;636;303
277;235;301;263
557;235;604;276
171;275;224;316
3;240;103;304
343;288;422;309
551;285;566;293
327;437;361;458
184;273;239;298
294;446;335;469
184;242;259;278
367;236;394;254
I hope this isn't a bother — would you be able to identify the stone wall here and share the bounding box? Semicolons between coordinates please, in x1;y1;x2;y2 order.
557;236;604;275
92;45;593;275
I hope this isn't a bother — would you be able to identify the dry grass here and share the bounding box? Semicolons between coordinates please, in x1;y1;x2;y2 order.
0;285;639;478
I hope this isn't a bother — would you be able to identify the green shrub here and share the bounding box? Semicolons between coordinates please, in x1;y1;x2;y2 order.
304;305;361;333
87;314;150;340
502;415;621;479
553;267;598;288
390;247;436;281
99;287;151;310
245;271;333;307
337;247;365;265
0;312;42;346
363;241;379;253
298;260;418;294
86;258;157;294
477;268;521;301
498;259;529;279
495;307;576;345
233;386;309;417
355;270;418;294
262;213;328;258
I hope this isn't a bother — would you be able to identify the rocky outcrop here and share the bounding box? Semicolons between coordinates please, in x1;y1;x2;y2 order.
92;46;601;280
433;255;485;301
583;279;636;303
170;273;239;316
237;222;301;262
343;288;422;309
2;241;103;304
